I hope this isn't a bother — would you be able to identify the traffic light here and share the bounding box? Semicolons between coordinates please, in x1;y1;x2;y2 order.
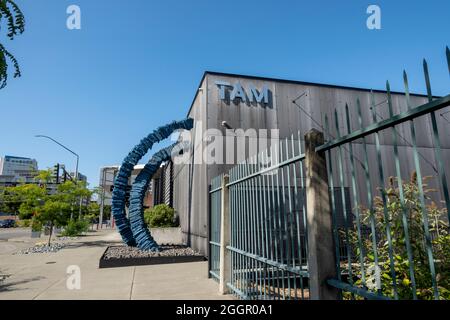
53;164;60;184
62;165;67;183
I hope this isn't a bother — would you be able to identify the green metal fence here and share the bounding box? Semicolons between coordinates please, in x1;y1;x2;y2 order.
209;174;222;282
208;137;355;299
208;47;450;300
226;135;310;299
320;48;450;300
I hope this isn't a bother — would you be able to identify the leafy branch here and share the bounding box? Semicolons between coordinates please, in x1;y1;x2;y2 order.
0;0;25;89
342;173;450;300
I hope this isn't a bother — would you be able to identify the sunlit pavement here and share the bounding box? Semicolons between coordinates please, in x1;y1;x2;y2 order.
0;229;232;300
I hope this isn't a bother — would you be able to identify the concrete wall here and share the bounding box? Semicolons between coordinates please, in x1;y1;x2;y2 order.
173;77;209;254
150;227;183;245
173;72;450;255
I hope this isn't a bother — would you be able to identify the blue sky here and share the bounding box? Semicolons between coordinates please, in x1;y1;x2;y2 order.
0;0;449;187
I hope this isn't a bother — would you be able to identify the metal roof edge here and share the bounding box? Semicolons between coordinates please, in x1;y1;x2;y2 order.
186;70;440;117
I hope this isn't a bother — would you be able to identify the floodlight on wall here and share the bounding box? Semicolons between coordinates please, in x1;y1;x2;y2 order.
221;121;233;130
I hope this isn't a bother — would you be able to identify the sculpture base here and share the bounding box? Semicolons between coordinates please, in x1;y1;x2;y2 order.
99;245;205;269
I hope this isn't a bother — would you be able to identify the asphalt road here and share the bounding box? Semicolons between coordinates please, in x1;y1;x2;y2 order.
0;228;30;240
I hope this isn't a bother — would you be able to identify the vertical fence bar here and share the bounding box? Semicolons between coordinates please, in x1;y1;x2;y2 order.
344;104;367;289
280;140;291;299
403;71;439;300
324;115;342;294
265;152;271;299
234;168;239;294
246;158;254;297
370;91;398;299
240;162;245;296
270;144;281;299
208;184;212;278
277;142;286;299
285;138;296;299
219;174;230;294
241;162;246;296
251;155;261;298
386;82;417;299
288;134;299;299
209;176;222;282
256;153;267;300
243;160;249;297
256;154;264;298
333;109;354;290
252;156;258;299
229;169;234;292
356;99;382;295
246;158;253;297
423;59;450;226
236;164;244;292
266;149;276;298
262;150;270;297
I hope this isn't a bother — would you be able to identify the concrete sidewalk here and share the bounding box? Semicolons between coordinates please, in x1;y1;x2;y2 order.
0;230;232;300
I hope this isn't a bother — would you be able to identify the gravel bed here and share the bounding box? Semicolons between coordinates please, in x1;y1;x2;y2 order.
14;242;66;255
103;245;202;260
0;273;10;282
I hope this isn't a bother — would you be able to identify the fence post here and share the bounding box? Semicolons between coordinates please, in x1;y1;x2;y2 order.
304;129;339;300
207;184;212;278
219;174;230;294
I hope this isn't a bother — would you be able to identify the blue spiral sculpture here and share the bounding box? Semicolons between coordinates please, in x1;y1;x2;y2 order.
111;119;193;246
128;143;178;251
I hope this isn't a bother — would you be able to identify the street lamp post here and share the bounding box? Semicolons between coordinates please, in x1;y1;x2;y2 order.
35;135;79;181
35;135;80;220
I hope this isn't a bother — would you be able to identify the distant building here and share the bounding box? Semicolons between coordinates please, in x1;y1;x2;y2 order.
0;155;38;185
97;161;175;213
98;166;120;207
98;165;154;209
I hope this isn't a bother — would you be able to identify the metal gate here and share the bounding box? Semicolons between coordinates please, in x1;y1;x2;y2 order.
208;174;222;282
226;135;309;300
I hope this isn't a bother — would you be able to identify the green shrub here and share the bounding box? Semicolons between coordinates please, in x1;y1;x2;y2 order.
17;219;31;228
31;218;42;232
343;173;450;300
144;204;177;228
61;219;90;236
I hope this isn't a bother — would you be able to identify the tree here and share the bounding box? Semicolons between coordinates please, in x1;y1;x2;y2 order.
0;0;25;89
0;186;19;213
6;183;46;219
34;169;53;185
55;180;92;220
35;199;69;245
0;168;94;240
85;202;100;223
0;169;55;218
